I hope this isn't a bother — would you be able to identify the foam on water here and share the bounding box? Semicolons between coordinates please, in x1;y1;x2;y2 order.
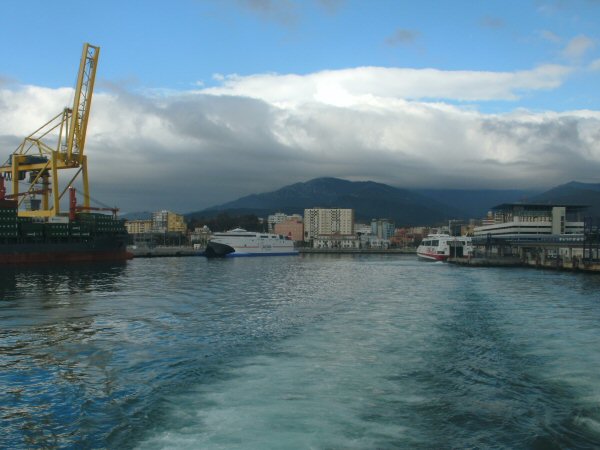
134;258;600;449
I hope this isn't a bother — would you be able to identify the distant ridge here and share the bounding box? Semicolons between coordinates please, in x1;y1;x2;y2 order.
530;181;600;216
415;188;540;219
187;177;462;226
184;178;600;227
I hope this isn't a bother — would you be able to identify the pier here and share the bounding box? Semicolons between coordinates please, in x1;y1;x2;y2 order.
448;255;600;273
298;248;416;255
127;245;203;258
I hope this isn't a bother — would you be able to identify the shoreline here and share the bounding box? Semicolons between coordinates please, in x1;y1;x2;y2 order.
298;248;416;255
448;256;600;273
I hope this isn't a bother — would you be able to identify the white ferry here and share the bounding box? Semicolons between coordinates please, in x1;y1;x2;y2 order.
417;234;472;261
205;228;298;257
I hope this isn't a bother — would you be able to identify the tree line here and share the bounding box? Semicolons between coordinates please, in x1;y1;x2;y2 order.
187;212;264;233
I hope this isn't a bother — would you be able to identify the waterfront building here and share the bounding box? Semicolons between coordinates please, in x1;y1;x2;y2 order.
125;219;153;235
267;212;302;233
190;225;211;249
361;235;390;249
371;218;395;240
274;219;304;242
472;203;588;261
391;227;422;248
473;204;586;238
354;223;372;236
304;208;354;242
152;210;187;233
313;234;360;249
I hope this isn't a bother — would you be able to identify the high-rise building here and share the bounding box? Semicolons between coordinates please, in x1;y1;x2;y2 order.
303;208;354;241
371;218;395;240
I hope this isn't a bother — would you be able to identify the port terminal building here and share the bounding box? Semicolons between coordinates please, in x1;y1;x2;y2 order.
471;203;600;266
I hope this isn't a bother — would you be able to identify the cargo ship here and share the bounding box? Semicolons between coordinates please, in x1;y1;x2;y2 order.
0;43;132;264
0;197;131;264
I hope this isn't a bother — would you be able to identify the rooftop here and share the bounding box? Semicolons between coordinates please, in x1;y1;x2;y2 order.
491;203;589;212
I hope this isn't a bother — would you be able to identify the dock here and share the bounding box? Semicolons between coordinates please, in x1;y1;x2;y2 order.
127;245;204;258
298;248;416;255
448;256;600;273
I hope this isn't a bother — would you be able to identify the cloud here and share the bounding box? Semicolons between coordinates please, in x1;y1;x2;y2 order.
539;30;561;43
562;34;596;60
385;29;419;47
202;65;573;105
1;65;598;214
235;0;299;26
590;58;600;71
479;15;505;29
315;0;345;14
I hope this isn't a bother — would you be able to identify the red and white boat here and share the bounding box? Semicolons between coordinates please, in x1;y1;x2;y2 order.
416;234;472;261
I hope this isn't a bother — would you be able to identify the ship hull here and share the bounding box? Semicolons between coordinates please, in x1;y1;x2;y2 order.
0;237;132;265
416;251;448;261
204;241;236;258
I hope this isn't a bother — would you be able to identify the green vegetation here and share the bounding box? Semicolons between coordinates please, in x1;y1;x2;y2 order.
188;212;264;232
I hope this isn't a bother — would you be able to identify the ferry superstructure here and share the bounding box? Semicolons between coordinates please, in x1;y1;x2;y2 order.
417;234;472;261
205;228;298;257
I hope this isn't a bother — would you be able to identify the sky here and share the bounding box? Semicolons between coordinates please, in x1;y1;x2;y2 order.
0;0;599;213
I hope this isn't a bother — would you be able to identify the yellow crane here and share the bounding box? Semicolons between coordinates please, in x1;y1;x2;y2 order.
0;43;100;217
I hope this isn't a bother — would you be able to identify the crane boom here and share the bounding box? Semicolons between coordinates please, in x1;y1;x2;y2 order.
67;43;99;163
0;43;100;217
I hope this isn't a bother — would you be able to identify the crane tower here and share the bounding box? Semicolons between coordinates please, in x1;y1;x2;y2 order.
0;43;100;217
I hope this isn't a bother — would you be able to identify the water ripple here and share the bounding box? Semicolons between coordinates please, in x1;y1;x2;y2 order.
2;256;600;448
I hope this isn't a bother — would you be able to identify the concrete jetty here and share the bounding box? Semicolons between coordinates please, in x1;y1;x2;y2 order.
448;256;600;273
127;245;204;258
298;248;416;255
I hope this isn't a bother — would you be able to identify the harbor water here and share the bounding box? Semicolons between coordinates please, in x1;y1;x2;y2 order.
2;255;600;448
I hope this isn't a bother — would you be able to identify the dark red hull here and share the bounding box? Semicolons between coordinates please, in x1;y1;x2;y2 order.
0;236;132;265
0;250;133;264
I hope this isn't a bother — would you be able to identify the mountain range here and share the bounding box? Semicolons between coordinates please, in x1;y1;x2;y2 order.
183;178;600;227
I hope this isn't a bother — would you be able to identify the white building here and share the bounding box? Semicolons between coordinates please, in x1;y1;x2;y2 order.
474;204;585;238
313;235;360;249
473;203;588;260
304;208;354;242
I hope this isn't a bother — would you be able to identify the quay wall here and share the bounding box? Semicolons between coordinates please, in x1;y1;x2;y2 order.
298;248;416;255
128;246;203;258
449;256;600;273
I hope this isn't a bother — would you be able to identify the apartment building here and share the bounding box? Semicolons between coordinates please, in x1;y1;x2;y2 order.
268;212;303;233
304;208;354;242
152;210;187;233
125;219;153;235
274;219;304;241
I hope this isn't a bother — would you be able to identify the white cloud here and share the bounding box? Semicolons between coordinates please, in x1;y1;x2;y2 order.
539;30;561;43
590;59;600;71
562;35;596;60
1;64;599;213
201;65;573;106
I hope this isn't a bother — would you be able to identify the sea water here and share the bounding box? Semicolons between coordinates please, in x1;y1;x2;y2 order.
1;255;600;448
